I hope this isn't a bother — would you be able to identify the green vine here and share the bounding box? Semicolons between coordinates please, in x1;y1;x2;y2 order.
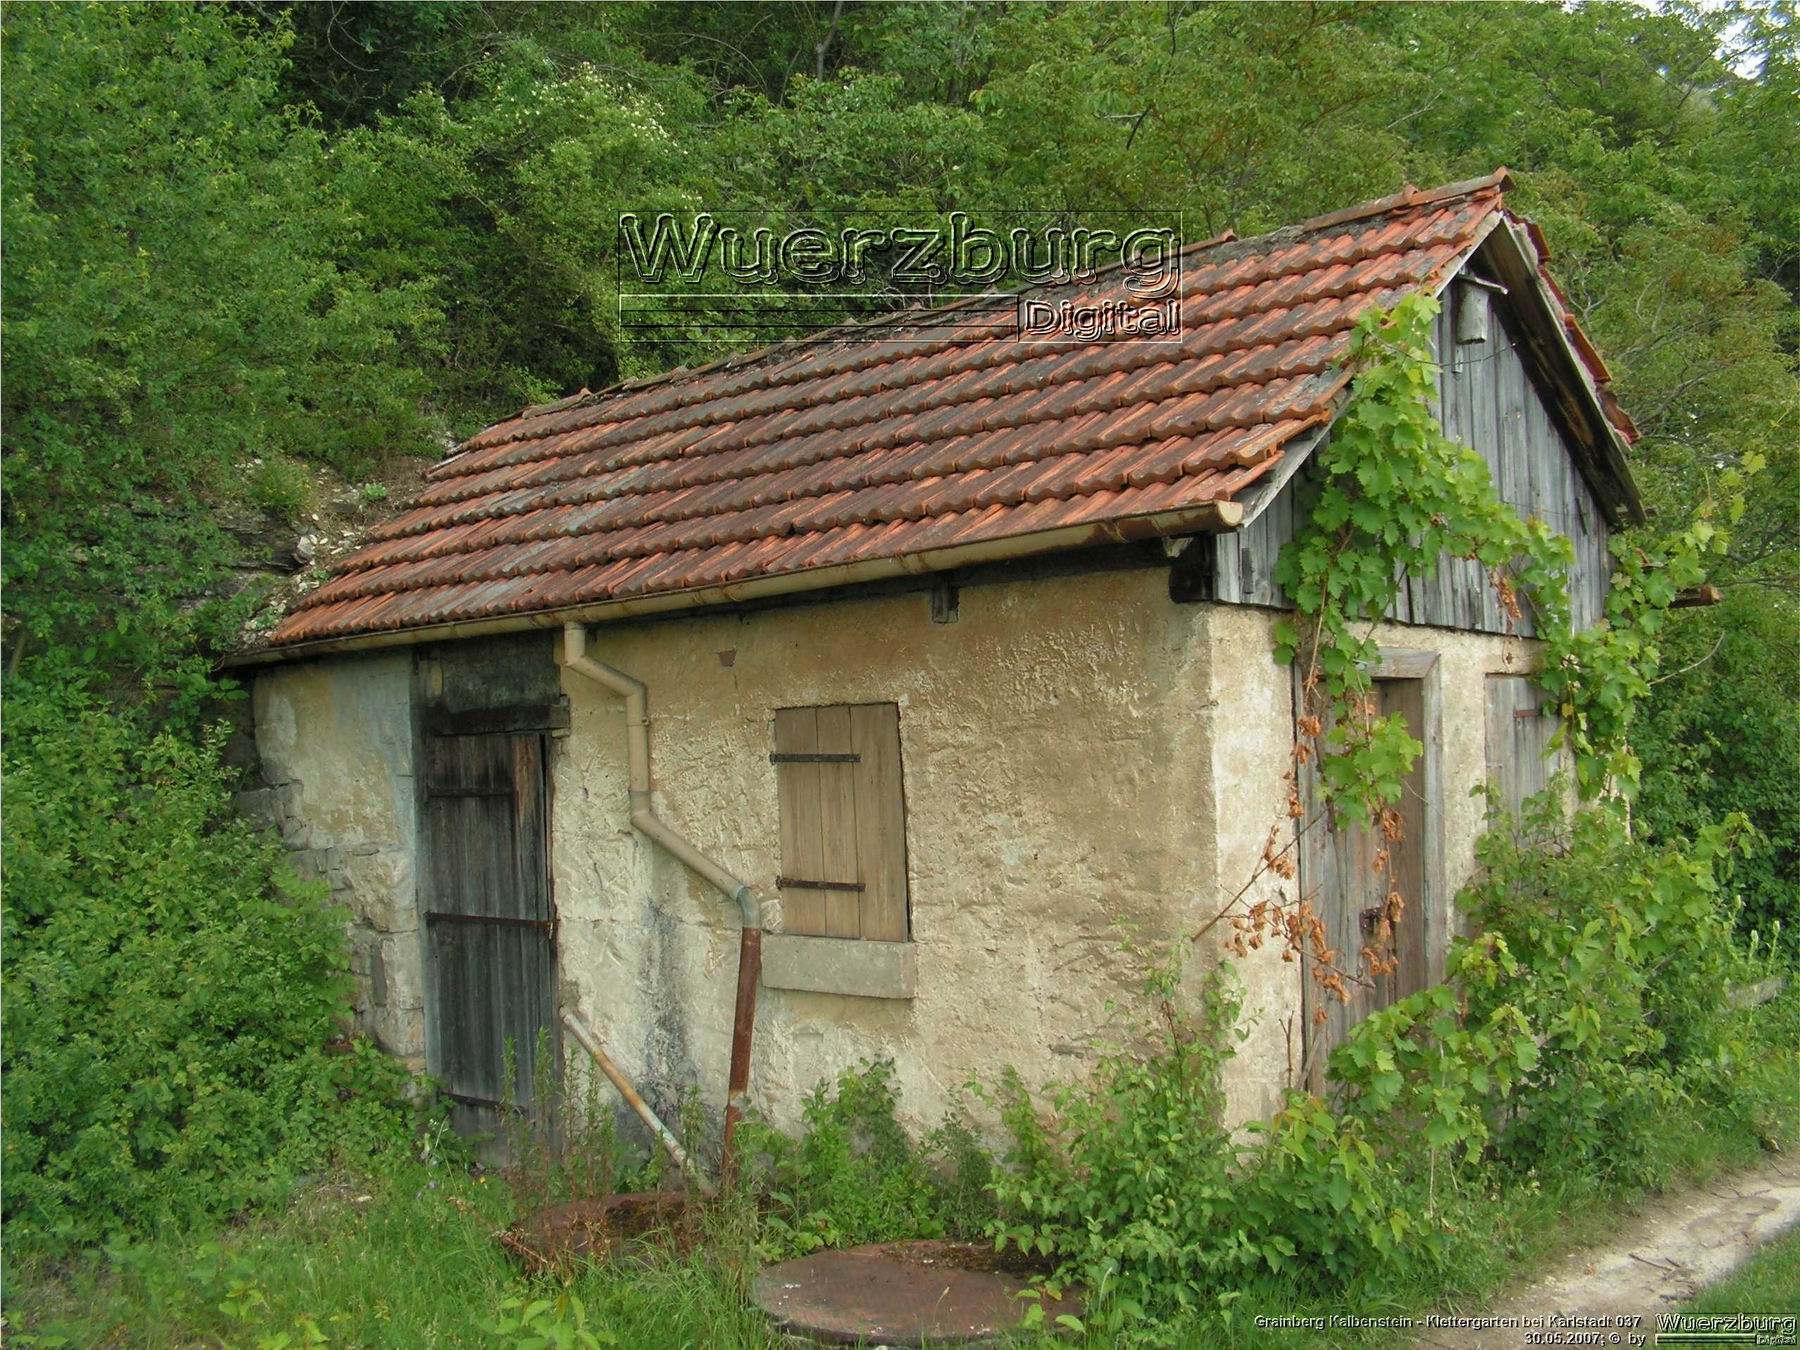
1273;292;1753;816
1212;293;1758;1012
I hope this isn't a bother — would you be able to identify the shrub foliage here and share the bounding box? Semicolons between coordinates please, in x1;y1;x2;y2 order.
739;1059;993;1258
1;680;420;1251
985;796;1785;1337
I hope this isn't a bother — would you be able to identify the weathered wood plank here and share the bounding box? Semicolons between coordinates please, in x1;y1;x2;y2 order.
1300;651;1445;1087
512;735;550;921
850;704;910;942
1379;678;1429;1005
774;707;827;936
814;705;862;939
424;729;555;1126
1483;674;1564;822
1212;532;1241;604
1208;264;1616;638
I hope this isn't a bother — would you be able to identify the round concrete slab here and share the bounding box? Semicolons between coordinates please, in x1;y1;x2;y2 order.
752;1239;1076;1346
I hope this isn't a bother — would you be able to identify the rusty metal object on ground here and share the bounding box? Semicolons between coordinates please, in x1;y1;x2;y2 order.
561;1009;714;1197
752;1239;1079;1346
501;1191;696;1275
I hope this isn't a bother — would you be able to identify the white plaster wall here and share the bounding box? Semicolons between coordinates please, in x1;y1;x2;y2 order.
1196;604;1309;1123
241;572;1551;1143
551;567;1235;1137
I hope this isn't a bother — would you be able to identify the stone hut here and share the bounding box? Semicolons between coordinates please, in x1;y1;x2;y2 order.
234;171;1642;1144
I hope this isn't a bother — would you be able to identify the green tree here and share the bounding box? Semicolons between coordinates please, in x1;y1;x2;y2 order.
1;5;430;1251
1;3;438;681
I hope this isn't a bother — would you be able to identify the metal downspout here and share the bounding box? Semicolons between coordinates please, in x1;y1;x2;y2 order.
558;623;763;1186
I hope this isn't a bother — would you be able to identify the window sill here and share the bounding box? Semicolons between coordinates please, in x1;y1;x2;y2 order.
761;933;916;1000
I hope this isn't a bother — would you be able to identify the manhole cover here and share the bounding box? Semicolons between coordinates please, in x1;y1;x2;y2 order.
753;1239;1078;1346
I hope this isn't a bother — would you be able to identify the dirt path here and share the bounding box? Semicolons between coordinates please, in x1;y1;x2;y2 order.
1415;1153;1800;1349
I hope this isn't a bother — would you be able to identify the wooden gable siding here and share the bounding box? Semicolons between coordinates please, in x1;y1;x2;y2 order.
1202;283;1612;634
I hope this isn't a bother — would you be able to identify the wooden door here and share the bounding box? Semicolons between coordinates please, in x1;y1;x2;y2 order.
422;730;556;1135
1484;675;1563;823
1300;661;1442;1089
1372;680;1429;1008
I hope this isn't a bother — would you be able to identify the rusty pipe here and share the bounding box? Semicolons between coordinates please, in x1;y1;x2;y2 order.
558;623;763;1188
721;925;762;1187
562;1010;716;1198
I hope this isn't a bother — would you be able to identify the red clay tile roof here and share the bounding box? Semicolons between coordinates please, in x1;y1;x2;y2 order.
268;170;1625;649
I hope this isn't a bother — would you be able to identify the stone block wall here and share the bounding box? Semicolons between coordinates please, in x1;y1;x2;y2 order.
241;652;426;1069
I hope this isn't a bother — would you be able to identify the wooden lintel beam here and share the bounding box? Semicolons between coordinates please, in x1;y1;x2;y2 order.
1670;584;1723;609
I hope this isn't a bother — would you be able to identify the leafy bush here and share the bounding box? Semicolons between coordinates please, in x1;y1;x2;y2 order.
1;3;436;674
247;456;320;522
1;679;424;1252
738;1059;993;1258
1333;794;1759;1189
1635;593;1800;959
986;966;1408;1335
984;799;1777;1338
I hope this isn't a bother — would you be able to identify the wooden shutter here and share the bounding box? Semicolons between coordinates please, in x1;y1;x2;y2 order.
1484;675;1562;820
772;703;910;941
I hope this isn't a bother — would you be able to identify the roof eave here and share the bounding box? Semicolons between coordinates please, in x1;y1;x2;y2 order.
1475;220;1646;527
227;496;1246;668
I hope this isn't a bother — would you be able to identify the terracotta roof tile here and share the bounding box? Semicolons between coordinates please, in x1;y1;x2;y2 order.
269;171;1621;646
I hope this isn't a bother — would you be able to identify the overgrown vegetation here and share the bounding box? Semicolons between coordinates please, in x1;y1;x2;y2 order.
4;1158;782;1350
988;966;1403;1328
1274;294;1751;814
985;797;1798;1341
738;1059;994;1258
1634;589;1800;950
1;680;426;1252
1240;289;1763;1028
11;900;1793;1346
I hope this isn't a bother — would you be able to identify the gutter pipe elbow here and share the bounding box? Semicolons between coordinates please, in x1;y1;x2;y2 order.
558;622;763;1185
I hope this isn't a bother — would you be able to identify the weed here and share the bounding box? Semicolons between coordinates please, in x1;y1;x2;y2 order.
497;1030;673;1222
2;686;426;1254
489;1287;616;1348
980;796;1795;1341
736;1058;997;1259
247;455;319;521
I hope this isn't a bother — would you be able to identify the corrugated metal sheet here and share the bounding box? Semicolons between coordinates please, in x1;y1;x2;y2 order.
270;170;1631;646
